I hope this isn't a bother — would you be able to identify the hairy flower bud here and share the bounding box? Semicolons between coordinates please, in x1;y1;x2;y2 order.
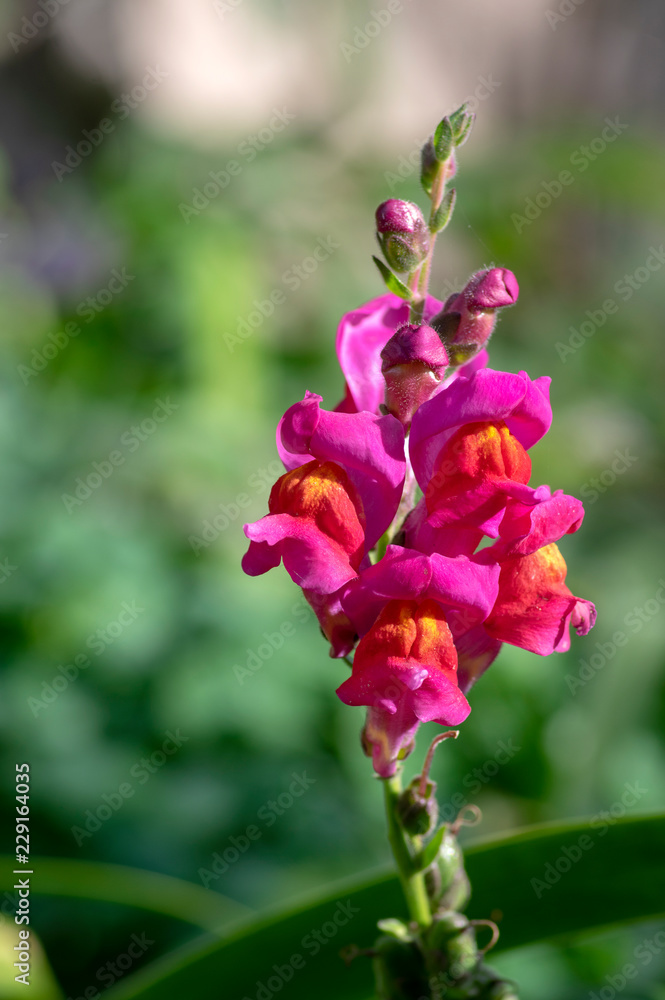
381;324;449;428
430;268;519;366
375;199;431;273
421;138;457;195
426;912;478;978
397;777;438;836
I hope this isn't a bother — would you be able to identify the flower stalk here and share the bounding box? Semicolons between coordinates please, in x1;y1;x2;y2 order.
383;773;432;929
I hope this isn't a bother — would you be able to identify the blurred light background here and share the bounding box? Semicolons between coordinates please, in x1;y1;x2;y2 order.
0;0;664;996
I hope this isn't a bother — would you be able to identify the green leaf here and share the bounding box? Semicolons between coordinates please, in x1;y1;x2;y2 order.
413;825;446;872
433;116;454;162
448;103;469;133
454;113;475;147
103;812;665;1000
430;189;456;233
0;856;249;931
372;256;412;300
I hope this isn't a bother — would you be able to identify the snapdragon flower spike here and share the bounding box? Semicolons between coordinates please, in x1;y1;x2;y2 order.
431;268;519;367
243;392;406;594
336;599;470;777
375;199;431;273
380;324;449;428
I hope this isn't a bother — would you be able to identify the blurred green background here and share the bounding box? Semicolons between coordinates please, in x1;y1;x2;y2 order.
0;0;664;996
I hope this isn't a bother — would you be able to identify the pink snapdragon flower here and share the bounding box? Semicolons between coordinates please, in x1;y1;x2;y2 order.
243;391;405;592
337;599;470;777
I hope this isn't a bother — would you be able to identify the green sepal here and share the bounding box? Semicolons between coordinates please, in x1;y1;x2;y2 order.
372;256;412;300
431;188;457;233
420;136;438;195
449;102;476;146
414;824;446;872
455;113;475;147
433;116;454;162
376;918;413;942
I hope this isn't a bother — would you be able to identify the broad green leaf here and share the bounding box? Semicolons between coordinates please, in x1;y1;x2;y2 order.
104;812;665;1000
0;857;249;931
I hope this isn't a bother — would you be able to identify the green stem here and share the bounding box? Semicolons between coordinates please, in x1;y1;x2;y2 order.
382;774;432;928
408;158;451;324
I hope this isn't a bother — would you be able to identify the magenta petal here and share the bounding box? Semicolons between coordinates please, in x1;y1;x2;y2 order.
425;478;539;535
411;672;471;726
276;394;406;552
428;553;500;628
486;591;579;656
499;489;585;555
553;600;596;653
310;408;406;549
243;515;358;592
277;391;323;470
455;348;489;378
337;659;470;725
504;372;552;450
571;599;597;637
341;546;499;639
361;704;421;778
409;369;553;490
241;539;282;577
404;498;483;558
335;292;443;414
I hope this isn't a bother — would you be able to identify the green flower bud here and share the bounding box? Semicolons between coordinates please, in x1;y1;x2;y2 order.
426;913;479;980
397;776;438;836
373;934;429;1000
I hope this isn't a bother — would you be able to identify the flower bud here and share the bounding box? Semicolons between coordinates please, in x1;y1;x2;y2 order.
372;935;429;1000
464;268;519;312
421;138;456;196
380;324;449;428
426;912;478;979
397;777;438;836
375;199;431;273
430;268;519;366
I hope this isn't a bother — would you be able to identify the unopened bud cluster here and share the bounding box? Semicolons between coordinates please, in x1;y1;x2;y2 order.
375;770;517;1000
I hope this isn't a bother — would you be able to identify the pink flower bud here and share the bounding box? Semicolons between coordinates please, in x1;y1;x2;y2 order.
430;268;519;366
375;199;430;273
381;324;449;427
464;268;519;312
